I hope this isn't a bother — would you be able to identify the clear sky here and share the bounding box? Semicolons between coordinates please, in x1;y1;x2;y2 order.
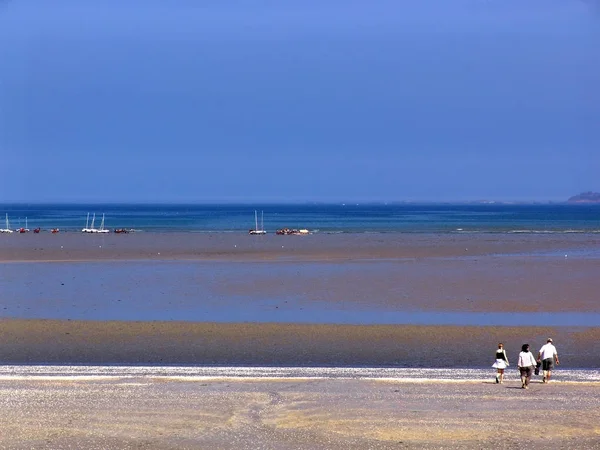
1;0;598;203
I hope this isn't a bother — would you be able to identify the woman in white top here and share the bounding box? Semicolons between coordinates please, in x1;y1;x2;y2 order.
518;344;537;389
491;343;509;384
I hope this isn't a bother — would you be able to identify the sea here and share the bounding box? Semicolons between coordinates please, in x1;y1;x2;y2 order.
2;203;600;233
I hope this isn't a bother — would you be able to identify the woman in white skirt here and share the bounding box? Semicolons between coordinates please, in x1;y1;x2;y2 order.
492;343;509;383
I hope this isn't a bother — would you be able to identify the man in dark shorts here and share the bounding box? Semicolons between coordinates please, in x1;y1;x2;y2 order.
537;338;559;383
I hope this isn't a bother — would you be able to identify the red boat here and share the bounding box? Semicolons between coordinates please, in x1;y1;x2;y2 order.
18;218;30;233
51;228;60;234
33;228;41;233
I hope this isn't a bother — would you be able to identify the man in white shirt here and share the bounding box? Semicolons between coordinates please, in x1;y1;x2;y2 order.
537;338;559;383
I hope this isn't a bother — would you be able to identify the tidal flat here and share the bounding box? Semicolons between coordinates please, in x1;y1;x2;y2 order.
1;232;600;367
1;232;599;448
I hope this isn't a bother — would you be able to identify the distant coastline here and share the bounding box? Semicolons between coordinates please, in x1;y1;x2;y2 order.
567;192;600;204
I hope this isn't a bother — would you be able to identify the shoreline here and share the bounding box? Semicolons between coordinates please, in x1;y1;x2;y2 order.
2;365;599;383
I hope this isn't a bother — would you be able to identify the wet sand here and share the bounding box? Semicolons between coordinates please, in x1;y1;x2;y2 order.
1;231;599;263
2;319;600;367
2;232;600;366
2;233;600;316
1;376;599;449
2;233;600;448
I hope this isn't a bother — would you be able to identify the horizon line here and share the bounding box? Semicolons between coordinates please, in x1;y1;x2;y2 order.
0;199;595;206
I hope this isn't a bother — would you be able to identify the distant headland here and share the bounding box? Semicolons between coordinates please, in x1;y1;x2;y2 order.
567;192;600;204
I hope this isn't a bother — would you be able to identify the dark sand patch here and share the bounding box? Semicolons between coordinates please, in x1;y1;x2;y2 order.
1;319;599;367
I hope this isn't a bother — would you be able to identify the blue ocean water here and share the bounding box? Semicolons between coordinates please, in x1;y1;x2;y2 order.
1;203;599;233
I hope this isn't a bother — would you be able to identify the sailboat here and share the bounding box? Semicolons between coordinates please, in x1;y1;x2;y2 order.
82;213;97;233
82;212;92;233
0;214;13;233
96;213;109;233
248;210;266;235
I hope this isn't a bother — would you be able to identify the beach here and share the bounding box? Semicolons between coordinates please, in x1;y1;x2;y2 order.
1;231;600;448
3;0;599;443
1;373;599;449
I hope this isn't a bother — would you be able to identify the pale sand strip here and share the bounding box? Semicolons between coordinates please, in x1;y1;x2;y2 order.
2;319;600;368
1;365;599;383
0;377;599;449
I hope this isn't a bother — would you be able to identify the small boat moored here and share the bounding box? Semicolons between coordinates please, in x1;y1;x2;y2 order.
249;210;267;235
18;217;30;233
0;214;14;233
276;228;310;235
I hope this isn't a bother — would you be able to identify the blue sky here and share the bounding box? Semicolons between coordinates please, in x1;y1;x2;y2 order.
1;0;598;203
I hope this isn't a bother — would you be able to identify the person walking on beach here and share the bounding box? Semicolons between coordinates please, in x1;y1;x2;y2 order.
492;343;509;383
518;344;537;389
537;338;559;383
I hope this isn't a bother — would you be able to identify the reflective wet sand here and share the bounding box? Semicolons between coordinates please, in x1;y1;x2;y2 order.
2;234;600;323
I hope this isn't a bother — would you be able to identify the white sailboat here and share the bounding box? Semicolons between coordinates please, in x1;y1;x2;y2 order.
81;213;96;233
83;213;98;233
248;210;266;235
82;212;92;233
96;213;109;233
0;214;13;233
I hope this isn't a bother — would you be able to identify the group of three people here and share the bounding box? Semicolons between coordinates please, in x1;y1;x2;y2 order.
493;338;559;388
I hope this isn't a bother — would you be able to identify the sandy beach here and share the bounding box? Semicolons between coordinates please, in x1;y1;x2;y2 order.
2;232;600;448
1;374;599;449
